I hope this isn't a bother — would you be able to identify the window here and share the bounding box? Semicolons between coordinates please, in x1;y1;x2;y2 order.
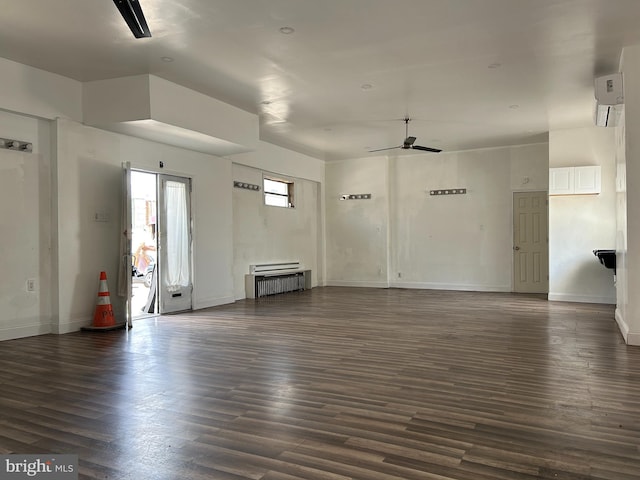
264;177;294;208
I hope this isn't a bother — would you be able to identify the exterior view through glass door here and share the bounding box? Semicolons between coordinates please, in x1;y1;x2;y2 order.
129;171;192;318
130;171;158;318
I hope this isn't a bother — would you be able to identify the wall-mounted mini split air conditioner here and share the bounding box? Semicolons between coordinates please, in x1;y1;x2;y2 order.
594;73;624;127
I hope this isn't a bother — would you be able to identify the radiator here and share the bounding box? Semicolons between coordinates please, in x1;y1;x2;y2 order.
255;272;306;297
245;262;311;298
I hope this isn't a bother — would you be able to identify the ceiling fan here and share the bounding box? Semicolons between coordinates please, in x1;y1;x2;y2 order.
369;117;442;153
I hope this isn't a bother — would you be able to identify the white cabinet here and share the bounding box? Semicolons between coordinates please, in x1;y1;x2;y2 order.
574;166;601;194
549;166;601;195
549;168;573;195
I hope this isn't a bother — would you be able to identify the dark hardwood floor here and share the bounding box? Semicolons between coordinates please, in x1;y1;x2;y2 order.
1;287;639;479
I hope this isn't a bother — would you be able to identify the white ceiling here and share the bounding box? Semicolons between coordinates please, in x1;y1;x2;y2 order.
1;0;639;160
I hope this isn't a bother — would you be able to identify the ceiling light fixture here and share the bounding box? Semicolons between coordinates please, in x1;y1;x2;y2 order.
509;104;520;109
161;56;174;62
361;83;373;90
112;0;152;38
279;26;295;35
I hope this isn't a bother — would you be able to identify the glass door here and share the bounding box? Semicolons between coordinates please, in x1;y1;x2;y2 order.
158;174;193;313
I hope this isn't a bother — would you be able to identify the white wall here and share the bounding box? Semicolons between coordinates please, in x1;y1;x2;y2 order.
0;57;81;121
0;57;80;340
0;111;52;340
616;45;640;345
231;141;326;297
83;75;259;156
392;144;548;291
325;144;548;291
548;127;617;304
232;164;322;299
615;107;630;339
53;118;235;333
231;141;325;184
325;156;389;287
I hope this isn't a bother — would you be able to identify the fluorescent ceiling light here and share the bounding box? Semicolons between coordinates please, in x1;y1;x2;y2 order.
113;0;151;38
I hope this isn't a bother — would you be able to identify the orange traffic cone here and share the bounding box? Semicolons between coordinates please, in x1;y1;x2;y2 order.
81;271;125;331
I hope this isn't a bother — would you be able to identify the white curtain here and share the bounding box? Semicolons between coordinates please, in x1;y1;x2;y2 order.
164;180;190;291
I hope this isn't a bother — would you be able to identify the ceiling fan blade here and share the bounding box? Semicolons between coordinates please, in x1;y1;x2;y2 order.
411;145;442;153
368;145;401;153
369;118;442;154
403;136;417;147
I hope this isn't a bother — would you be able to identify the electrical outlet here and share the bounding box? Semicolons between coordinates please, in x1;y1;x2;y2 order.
26;279;36;292
397;272;402;278
94;211;110;223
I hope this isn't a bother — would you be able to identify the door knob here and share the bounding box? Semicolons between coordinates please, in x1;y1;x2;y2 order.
514;246;521;250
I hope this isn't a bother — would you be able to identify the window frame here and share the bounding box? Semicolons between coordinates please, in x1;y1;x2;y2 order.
263;176;294;208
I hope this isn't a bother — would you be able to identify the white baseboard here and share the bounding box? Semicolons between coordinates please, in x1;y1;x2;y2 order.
194;295;235;310
627;332;640;346
389;281;511;292
614;308;640;345
615;308;630;343
325;281;511;292
326;280;389;288
548;293;616;304
0;321;52;341
53;316;92;334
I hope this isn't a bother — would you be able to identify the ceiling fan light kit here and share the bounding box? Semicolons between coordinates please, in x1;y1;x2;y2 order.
113;0;151;38
369;117;442;154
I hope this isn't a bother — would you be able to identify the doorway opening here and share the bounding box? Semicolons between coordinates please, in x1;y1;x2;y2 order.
128;170;193;320
131;171;158;318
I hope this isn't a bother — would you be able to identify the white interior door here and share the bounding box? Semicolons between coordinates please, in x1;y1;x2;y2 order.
513;191;549;293
158;174;193;313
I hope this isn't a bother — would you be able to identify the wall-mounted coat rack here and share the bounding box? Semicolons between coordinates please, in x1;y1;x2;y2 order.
340;193;371;200
430;188;466;196
234;181;260;191
0;137;32;153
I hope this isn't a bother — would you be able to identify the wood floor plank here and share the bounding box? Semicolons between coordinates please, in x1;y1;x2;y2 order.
0;287;639;479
